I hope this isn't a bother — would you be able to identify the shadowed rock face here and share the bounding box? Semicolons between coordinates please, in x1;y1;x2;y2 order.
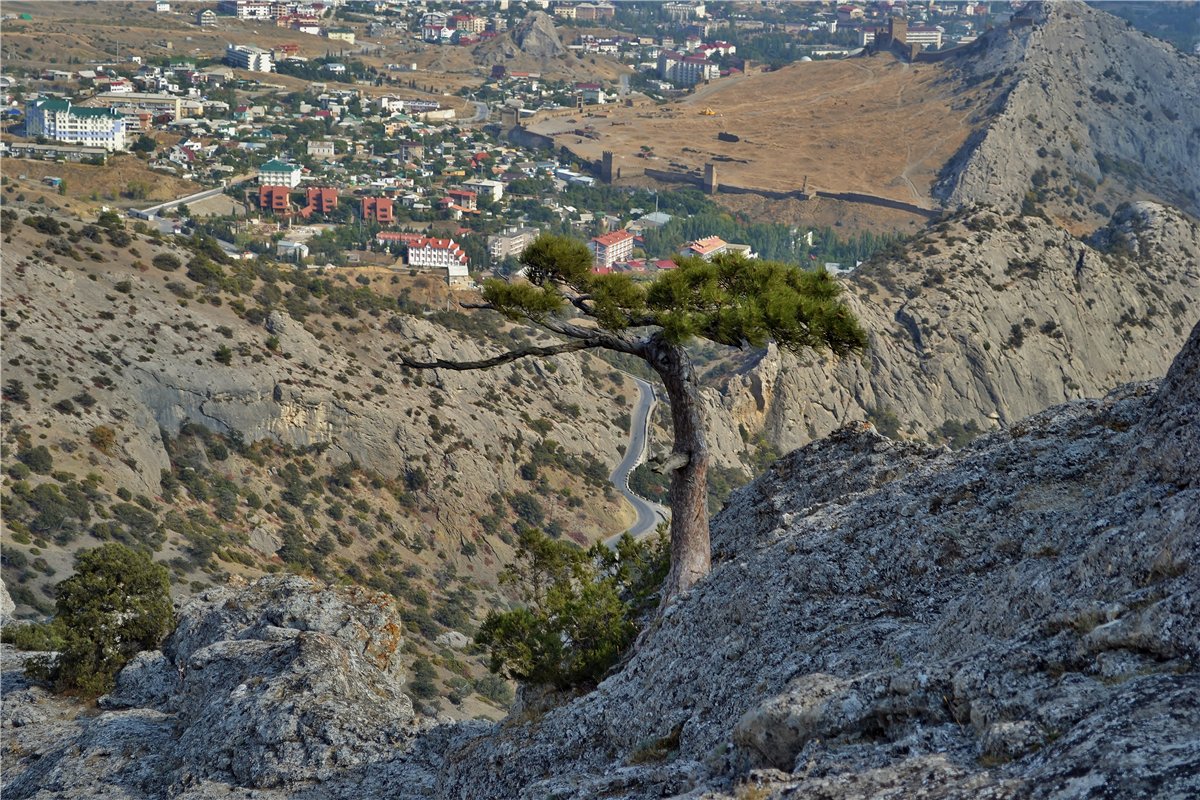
3;329;1197;798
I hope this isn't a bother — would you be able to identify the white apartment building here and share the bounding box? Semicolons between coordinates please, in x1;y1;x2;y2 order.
462;178;504;203
657;51;719;87
487;226;538;262
24;97;126;151
225;44;274;73
217;0;272;19
407;237;470;284
258;159;303;187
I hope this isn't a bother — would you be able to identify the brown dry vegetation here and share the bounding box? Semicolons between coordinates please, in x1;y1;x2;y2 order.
1;156;202;208
530;52;995;208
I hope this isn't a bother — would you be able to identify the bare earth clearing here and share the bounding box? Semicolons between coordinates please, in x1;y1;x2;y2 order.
529;52;993;208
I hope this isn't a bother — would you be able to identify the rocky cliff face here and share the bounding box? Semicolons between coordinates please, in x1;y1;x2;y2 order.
936;1;1200;221
475;11;566;66
2;575;434;799
431;319;1200;799
5;324;1196;799
708;201;1200;463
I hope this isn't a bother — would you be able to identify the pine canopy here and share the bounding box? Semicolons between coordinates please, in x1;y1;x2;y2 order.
481;234;867;357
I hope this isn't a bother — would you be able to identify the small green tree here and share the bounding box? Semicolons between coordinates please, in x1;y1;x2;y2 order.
401;235;866;609
476;527;667;690
27;544;174;697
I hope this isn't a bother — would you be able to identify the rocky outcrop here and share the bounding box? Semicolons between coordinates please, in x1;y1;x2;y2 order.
2;575;427;799
937;1;1200;218
710;202;1200;463
434;319;1200;798
475;11;566;66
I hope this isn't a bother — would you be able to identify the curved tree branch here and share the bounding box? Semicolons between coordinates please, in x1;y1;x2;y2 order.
396;339;602;371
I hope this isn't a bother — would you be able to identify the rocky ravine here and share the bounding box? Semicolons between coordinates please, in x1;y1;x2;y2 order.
936;1;1200;220
706;201;1200;462
5;321;1196;798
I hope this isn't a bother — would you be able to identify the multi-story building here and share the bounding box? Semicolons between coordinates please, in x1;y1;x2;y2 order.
904;26;944;49
662;1;705;22
462;177;504;202
657;50;719;86
301;186;338;217
225;44;274;73
218;0;272;19
447;189;477;211
195;8;217;25
487;226;538;262
24;97;126;151
307;140;337;159
87;92;200;121
588;229;634;270
678;235;728;260
258;159;302;187
407;237;470;285
326;28;356;44
361;196;395;223
258;185;292;214
575;2;615;22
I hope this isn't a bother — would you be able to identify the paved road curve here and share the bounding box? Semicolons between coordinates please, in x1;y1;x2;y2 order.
606;377;669;546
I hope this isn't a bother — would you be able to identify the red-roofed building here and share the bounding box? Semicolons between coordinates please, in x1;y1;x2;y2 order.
654;259;679;271
376;231;425;249
257;185;291;214
298;186;337;219
361;196;395;223
446;189;477;210
588;229;635;270
407;236;470;285
679;235;728;260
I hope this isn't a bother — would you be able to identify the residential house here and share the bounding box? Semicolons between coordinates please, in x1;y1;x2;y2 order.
300;186;338;218
447;189;477;210
195;8;217;25
258;184;292;213
307;139;337;159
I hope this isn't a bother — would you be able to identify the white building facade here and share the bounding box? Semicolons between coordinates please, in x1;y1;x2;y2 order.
225;44;274;73
24;97;126;151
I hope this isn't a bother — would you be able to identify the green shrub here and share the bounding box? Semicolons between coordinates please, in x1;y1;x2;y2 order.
18;445;54;474
25;543;174;697
475;527;667;691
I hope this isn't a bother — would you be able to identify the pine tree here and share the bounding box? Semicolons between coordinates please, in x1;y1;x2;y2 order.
398;235;866;609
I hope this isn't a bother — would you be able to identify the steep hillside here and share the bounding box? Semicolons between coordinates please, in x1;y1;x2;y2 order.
938;1;1200;225
0;207;642;713
703;201;1200;462
5;321;1196;799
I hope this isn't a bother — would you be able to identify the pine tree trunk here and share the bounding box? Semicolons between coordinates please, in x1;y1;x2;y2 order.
645;336;711;608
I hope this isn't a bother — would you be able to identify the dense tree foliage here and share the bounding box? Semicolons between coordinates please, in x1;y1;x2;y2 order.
16;544;174;697
476;528;668;689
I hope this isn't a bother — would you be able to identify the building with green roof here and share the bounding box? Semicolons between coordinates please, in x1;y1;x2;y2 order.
24;97;127;151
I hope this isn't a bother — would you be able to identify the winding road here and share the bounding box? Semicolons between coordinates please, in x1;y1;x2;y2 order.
606;377;669;545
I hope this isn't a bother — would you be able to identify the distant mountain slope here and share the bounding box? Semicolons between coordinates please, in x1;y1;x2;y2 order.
937;1;1200;224
702;202;1200;461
